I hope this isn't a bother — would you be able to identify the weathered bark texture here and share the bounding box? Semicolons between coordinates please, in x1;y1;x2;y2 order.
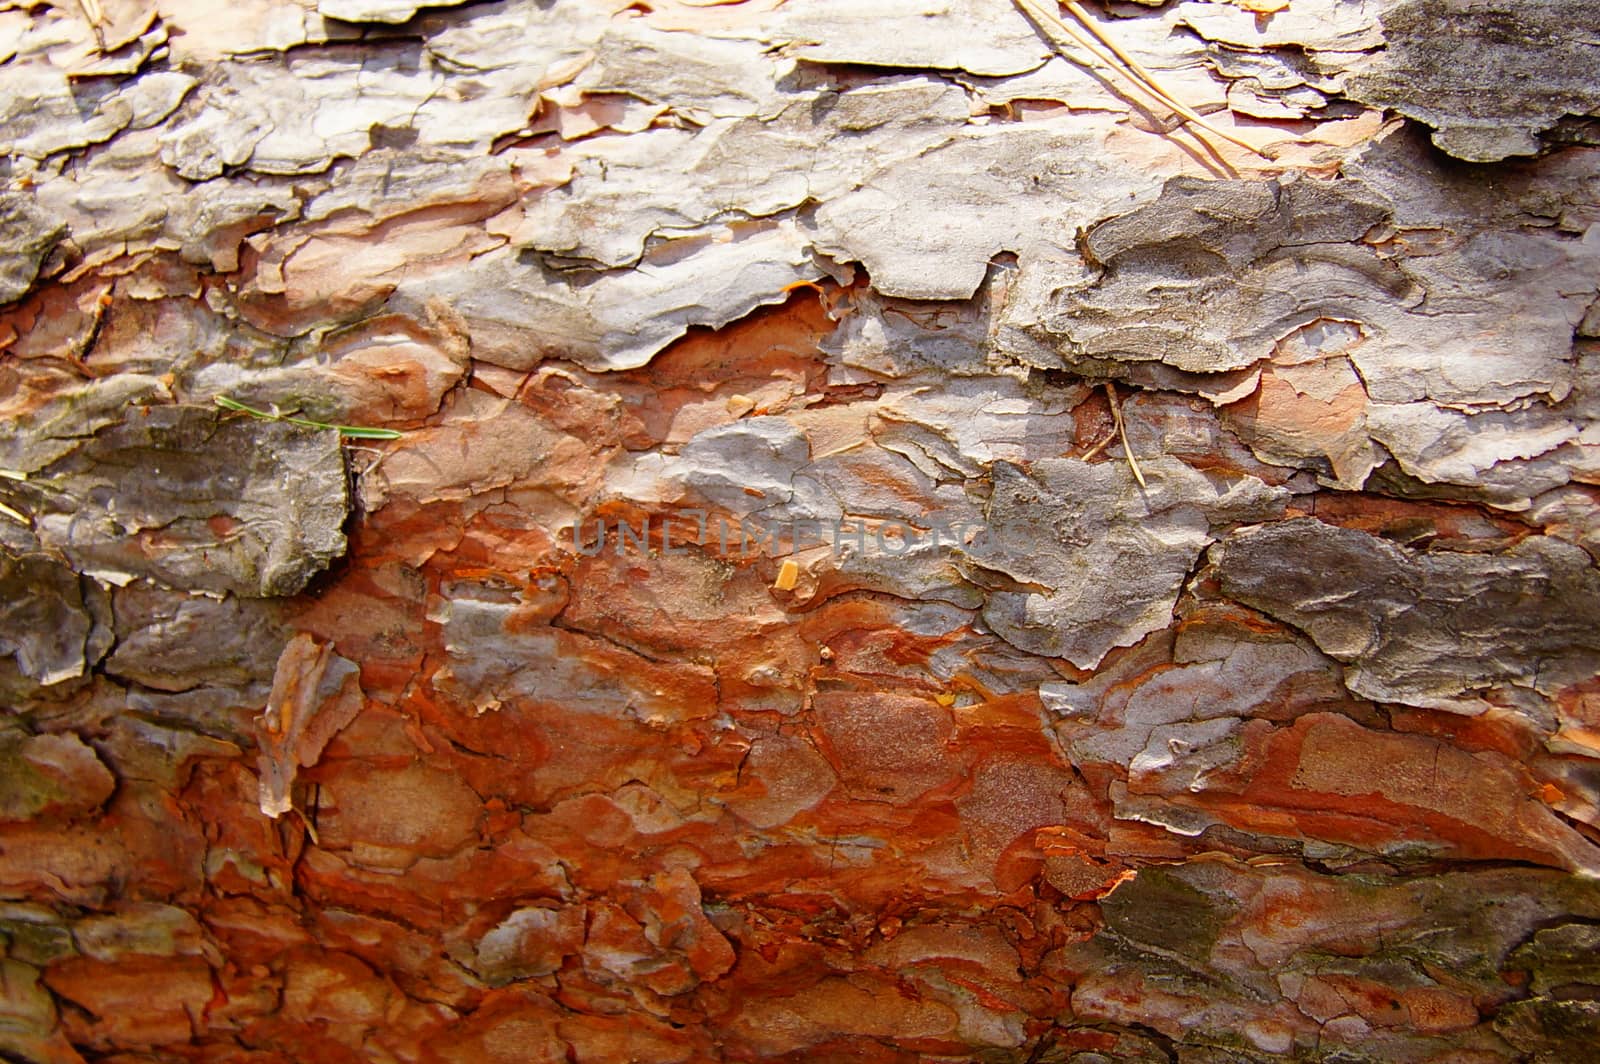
2;0;1600;1060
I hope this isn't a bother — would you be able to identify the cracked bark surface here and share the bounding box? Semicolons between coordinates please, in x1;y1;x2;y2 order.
2;0;1600;1060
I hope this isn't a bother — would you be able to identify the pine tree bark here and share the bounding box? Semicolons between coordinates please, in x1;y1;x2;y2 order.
2;0;1599;1060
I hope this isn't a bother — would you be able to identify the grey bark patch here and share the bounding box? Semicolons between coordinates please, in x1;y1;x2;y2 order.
513;79;968;271
766;0;1051;78
997;175;1402;376
0;375;171;475
1099;865;1236;962
1507;924;1600;996
397;222;820;372
964;457;1285;670
1347;0;1600;162
1363;401;1579;509
0;64;186;162
1210;518;1600;711
105;585;288;692
319;0;470;23
1494;998;1600;1055
1174;0;1384;52
29;405;349;598
0;550;114;698
0;194;66;307
675;417;813;515
805;123;1155;301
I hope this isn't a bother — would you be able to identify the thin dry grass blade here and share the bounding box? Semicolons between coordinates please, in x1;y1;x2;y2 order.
1104;381;1146;487
1012;0;1270;159
74;0;107;49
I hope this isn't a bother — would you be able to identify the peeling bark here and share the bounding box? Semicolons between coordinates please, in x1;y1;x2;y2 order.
2;0;1600;1060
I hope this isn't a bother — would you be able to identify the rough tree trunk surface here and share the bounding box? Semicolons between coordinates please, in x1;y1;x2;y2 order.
2;0;1600;1060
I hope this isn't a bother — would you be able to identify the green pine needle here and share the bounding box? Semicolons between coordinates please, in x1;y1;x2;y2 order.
214;396;403;440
